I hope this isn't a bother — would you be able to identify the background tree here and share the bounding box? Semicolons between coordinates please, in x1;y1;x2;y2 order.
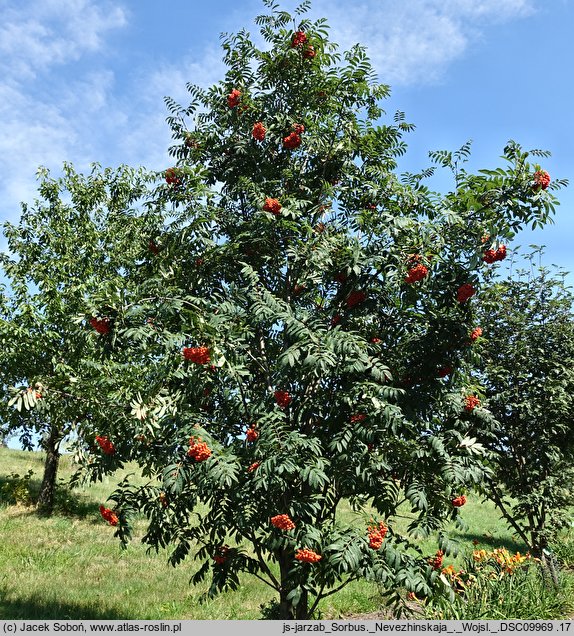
475;252;574;573
0;163;158;514
77;1;563;619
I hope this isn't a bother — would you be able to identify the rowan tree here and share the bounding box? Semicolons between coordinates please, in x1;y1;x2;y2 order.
79;1;563;618
475;253;574;571
0;163;158;514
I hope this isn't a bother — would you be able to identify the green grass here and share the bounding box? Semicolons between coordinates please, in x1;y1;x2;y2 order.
1;447;572;620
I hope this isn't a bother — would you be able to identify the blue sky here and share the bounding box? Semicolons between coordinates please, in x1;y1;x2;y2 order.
0;0;572;275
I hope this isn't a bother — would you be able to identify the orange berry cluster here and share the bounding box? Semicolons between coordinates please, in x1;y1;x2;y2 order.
429;549;444;570
405;264;429;284
483;245;507;263
187;437;212;462
246;423;258;442
295;548;322;563
99;505;119;526
367;521;388;550
452;495;467;507
247;461;261;473
464;396;480;412
227;88;241;108
533;169;551;190
271;514;296;531
263;197;282;215
182;346;210;364
470;327;483;342
252;121;266;141
95;435;115;455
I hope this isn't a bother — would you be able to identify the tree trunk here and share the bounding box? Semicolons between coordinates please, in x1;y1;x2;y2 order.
36;427;61;516
278;550;310;620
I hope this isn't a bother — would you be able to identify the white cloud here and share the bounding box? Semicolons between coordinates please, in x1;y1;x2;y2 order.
313;0;535;85
0;0;127;79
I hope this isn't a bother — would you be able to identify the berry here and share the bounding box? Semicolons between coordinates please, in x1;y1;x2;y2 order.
182;346;210;364
99;505;119;526
227;89;241;108
274;390;292;408
283;132;301;150
457;284;476;303
405;264;429;284
346;290;366;309
291;31;307;48
271;514;296;531
295;548;322;563
95;435;115;455
252;122;266;141
533;170;551;190
464;395;480;412
263;197;282;215
452;495;467;507
187;437;212;462
470;327;483;342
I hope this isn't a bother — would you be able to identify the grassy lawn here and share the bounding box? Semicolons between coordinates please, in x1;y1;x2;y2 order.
1;447;572;620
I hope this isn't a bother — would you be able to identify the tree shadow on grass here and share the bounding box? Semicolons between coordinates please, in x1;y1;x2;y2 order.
0;472;102;520
0;587;133;620
451;530;528;555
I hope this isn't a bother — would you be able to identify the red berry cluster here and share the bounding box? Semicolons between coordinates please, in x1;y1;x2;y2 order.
470;327;483;342
89;317;111;335
283;123;304;150
452;495;467;508
263;197;282;215
95;435;115;455
271;514;296;531
303;45;316;59
252;122;266;141
350;413;367;423
274;390;292;408
347;290;366;309
533;170;551;190
429;549;444;570
457;284;476;303
367;521;388;550
165;167;181;186
464;395;480;412
483;245;507;263
187;436;212;462
295;548;322;563
246;423;258;442
436;366;453;378
247;461;261;473
405;264;429;284
213;545;229;565
291;31;307;47
283;131;301;150
99;505;119;526
182;346;210;364
227;88;241;108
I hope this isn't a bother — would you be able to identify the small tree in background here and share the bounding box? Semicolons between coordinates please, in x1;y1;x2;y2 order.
476;252;574;576
64;1;563;618
0;163;158;514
